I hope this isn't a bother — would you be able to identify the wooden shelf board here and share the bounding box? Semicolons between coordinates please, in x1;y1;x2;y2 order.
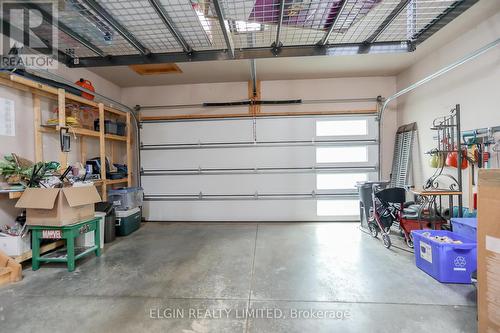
40;126;100;138
9;192;23;199
104;106;126;116
9;74;97;108
0;191;24;200
106;178;128;185
140;109;378;121
5;74;125;115
412;189;463;196
65;94;98;108
70;127;100;138
0;75;57;101
13;240;65;263
105;133;127;142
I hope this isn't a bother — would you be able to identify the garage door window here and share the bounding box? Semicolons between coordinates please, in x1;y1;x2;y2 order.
316;146;368;163
317;173;368;190
316;119;368;136
317;200;359;216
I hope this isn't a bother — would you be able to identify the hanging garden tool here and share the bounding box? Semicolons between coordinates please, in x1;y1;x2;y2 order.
445;148;468;169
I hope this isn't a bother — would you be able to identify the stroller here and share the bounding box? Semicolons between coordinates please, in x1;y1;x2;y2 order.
367;186;445;249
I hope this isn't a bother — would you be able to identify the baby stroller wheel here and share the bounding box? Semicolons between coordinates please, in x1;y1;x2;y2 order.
382;234;391;249
405;235;414;248
368;222;378;238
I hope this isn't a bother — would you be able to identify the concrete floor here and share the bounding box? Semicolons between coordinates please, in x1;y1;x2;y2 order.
0;222;476;332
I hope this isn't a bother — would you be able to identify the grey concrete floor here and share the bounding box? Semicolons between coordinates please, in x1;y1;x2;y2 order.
0;222;476;333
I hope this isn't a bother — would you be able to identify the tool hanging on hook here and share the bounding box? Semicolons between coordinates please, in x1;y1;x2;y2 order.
59;127;71;153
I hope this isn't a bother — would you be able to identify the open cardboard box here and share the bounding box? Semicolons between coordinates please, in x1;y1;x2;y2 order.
15;186;102;226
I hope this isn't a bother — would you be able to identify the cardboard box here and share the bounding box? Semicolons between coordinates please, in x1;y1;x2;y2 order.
15;186;101;226
0;232;30;256
477;169;500;333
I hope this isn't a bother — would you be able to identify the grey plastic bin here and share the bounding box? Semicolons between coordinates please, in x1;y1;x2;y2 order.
95;202;116;243
356;181;389;229
108;187;143;211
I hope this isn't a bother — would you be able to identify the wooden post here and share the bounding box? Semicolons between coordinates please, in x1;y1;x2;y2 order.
79;137;86;165
33;94;43;162
248;81;254;115
58;89;67;167
254;80;261;114
247;80;261;115
126;112;132;186
99;103;107;199
110;141;115;165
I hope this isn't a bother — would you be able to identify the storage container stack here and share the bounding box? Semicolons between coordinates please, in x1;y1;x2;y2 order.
107;187;143;236
411;218;477;284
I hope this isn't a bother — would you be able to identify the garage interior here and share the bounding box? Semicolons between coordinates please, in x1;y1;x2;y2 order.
0;0;499;332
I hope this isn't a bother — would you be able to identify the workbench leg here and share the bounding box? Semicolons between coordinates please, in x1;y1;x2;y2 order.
32;230;40;271
67;236;75;272
95;221;101;257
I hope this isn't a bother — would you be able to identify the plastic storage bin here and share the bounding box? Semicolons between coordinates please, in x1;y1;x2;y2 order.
96;202;116;243
451;218;477;241
116;121;126;136
94;119;117;134
108;187;143;211
116;207;141;236
0;232;30;256
412;230;477;284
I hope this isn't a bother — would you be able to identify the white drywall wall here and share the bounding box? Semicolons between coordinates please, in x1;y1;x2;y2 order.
396;9;500;209
122;76;399;179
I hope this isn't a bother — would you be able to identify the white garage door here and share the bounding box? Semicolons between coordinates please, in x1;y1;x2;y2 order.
140;114;379;221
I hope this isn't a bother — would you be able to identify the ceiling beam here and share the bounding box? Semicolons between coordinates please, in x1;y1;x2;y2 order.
69;41;413;67
364;0;410;44
80;0;150;56
317;0;349;46
212;0;235;58
25;3;105;57
415;0;478;44
147;0;192;53
273;0;285;48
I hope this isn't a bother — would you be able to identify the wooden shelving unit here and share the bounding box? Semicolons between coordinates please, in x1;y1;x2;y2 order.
0;73;133;201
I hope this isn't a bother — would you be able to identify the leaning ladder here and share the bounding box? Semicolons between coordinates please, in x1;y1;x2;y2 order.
390;123;417;188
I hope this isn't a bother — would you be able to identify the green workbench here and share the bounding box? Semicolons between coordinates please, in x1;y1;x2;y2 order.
30;217;101;272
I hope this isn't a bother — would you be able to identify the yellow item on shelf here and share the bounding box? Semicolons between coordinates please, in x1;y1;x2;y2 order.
46;116;80;126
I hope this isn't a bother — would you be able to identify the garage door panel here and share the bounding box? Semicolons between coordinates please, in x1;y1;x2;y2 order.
315;171;379;193
142;174;317;195
141;120;254;144
255;116;380;141
141;146;316;169
142;146;378;170
143;200;358;222
255;117;316;141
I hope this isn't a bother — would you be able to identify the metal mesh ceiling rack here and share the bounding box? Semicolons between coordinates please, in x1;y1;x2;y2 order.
13;0;477;67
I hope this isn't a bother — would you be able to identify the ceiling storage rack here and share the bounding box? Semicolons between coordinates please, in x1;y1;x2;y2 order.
9;0;478;67
0;73;133;200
